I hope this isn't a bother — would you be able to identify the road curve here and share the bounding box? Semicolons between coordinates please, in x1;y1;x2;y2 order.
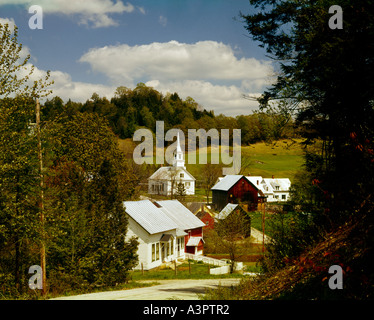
50;278;242;300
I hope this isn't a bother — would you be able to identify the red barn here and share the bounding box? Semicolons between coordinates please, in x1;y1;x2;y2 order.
211;175;263;212
187;203;216;231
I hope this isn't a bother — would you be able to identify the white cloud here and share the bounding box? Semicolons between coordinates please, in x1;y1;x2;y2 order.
0;17;16;30
79;40;272;84
0;0;137;28
79;40;273;115
159;15;167;27
145;80;262;116
15;63;116;102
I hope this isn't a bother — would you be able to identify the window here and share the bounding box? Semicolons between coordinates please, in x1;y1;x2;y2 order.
171;240;174;256
152;243;156;262
282;194;286;200
186;182;190;187
179;154;182;159
180;173;184;178
156;243;160;260
275;186;279;191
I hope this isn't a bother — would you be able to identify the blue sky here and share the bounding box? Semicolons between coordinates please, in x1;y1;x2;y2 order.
0;0;274;116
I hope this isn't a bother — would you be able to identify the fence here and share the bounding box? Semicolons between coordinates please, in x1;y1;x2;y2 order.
185;253;229;267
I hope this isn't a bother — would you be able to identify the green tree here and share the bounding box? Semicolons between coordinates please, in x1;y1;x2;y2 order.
240;0;374;299
241;0;374;223
45;112;139;289
0;22;53;296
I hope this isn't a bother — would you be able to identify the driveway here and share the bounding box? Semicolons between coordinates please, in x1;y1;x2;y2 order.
51;278;242;300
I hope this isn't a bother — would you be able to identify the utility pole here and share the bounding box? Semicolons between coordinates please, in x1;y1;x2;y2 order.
261;197;266;253
36;98;47;296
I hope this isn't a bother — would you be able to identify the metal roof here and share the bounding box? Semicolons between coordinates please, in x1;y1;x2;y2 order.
186;237;204;246
216;203;238;220
211;175;244;191
124;200;178;235
157;200;206;230
124;199;204;235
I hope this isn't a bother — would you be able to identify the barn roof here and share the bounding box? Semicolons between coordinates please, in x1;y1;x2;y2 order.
211;175;244;191
216;203;239;220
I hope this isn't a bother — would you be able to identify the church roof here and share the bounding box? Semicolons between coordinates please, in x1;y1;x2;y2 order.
148;166;195;181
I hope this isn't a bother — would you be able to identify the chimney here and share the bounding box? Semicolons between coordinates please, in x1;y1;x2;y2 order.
272;175;274;179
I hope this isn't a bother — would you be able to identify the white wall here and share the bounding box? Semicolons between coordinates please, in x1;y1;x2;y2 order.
127;216;186;270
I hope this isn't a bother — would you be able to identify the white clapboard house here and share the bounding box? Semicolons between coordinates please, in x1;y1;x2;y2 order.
124;199;205;270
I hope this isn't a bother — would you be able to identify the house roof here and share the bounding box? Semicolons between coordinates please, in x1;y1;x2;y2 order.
148;166;195;181
216;203;239;220
263;178;291;192
157;200;205;230
124;200;177;234
211;175;244;191
124;199;204;235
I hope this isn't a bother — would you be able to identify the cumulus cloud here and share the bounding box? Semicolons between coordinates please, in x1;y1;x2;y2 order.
0;0;138;28
0;17;16;30
79;40;272;83
79;40;273;115
145;80;262;116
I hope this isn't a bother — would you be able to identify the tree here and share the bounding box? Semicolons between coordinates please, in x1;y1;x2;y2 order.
214;207;251;273
0;23;52;99
44;112;139;289
240;0;374;299
200;163;222;203
176;182;186;200
241;0;374;225
0;22;52;296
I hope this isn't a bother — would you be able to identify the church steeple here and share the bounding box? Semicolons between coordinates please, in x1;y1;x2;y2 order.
173;132;185;168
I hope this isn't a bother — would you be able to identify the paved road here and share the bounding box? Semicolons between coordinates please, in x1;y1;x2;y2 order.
51;278;242;300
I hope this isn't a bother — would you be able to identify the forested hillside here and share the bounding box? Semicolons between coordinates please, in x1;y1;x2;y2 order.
41;83;298;145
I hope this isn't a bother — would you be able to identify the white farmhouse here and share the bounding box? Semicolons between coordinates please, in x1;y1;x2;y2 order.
246;176;292;202
124;199;205;270
148;133;195;196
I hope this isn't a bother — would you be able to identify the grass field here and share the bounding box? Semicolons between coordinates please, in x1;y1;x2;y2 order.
119;137;306;184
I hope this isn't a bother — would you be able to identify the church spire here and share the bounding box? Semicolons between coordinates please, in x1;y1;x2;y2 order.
173;132;185;168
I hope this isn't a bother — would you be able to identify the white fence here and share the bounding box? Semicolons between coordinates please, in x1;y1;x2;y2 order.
185;253;229;267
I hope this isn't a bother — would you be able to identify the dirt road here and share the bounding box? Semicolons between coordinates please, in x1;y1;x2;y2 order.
51;278;241;300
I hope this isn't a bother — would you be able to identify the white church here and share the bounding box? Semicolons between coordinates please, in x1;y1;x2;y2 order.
148;133;195;196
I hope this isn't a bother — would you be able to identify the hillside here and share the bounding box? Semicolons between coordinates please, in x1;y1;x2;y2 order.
119;138;305;183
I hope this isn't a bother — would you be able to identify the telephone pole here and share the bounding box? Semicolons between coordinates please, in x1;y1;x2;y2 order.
36;98;47;296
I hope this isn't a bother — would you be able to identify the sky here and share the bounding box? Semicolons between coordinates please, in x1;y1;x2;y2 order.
0;0;275;117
